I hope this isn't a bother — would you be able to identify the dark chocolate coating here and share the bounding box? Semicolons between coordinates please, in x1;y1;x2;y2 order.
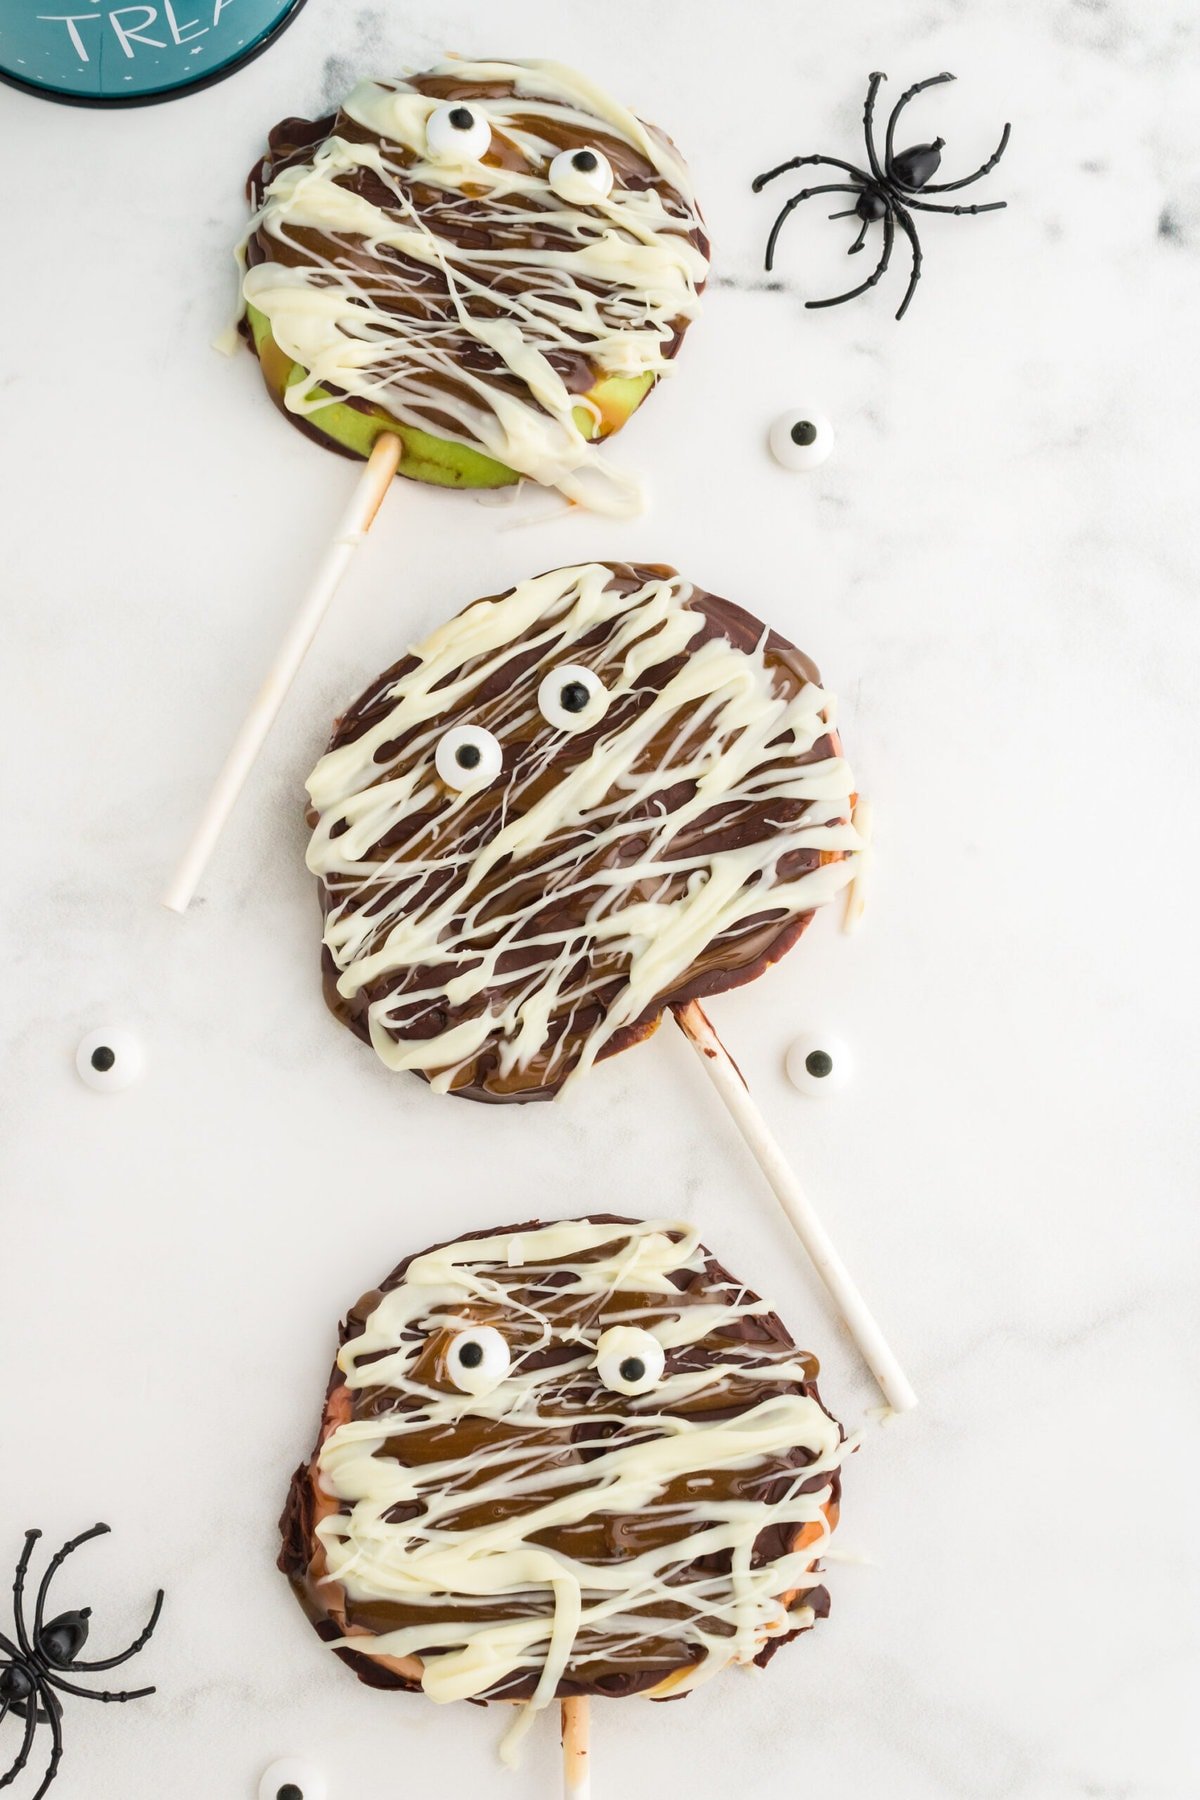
242;69;709;450
279;1217;843;1704
307;562;850;1102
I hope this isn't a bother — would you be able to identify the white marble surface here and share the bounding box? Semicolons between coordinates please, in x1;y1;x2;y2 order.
2;2;1199;1796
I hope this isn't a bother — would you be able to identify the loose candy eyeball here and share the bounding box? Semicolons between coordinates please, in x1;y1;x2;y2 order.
426;101;492;163
75;1027;145;1093
537;664;608;731
435;725;503;791
785;1033;853;1097
258;1758;327;1800
769;410;834;471
595;1325;666;1396
549;145;614;203
446;1326;512;1397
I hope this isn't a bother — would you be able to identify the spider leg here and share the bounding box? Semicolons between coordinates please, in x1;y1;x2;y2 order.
863;70;888;181
806;207;895;309
67;1589;164;1672
12;1532;41;1656
891;204;924;320
764;184;862;270
42;1670;155;1704
25;1681;62;1800
920;121;1011;192
902;196;1006;215
752;154;871;193
847;217;870;254
0;1693;37;1791
885;71;956;174
34;1525;109;1642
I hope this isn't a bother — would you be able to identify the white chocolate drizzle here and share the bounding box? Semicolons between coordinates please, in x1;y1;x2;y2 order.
241;61;708;515
313;1218;844;1758
305;563;863;1099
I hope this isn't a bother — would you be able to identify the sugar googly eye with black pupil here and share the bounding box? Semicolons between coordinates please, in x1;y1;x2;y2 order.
549;145;614;203
595;1326;666;1396
537;664;608;732
769;410;835;471
446;1326;511;1397
435;724;503;790
75;1026;145;1093
785;1032;853;1097
258;1759;326;1800
426;101;492;164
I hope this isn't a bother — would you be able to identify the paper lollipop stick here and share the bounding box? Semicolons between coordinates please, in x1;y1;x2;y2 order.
673;1000;916;1414
561;1697;590;1800
162;433;401;912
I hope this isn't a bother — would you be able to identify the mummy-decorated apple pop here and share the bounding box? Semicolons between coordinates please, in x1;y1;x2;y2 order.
307;561;853;1097
280;1216;846;1789
163;60;708;913
304;561;914;1411
243;63;707;509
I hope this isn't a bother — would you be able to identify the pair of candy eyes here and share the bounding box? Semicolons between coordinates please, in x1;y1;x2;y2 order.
425;102;615;201
435;663;606;791
445;1325;666;1398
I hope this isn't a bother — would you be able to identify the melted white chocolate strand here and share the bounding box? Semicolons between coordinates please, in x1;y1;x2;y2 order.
306;564;863;1097
242;61;707;515
314;1219;844;1759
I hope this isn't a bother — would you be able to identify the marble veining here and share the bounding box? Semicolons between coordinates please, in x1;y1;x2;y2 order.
0;1;1197;1797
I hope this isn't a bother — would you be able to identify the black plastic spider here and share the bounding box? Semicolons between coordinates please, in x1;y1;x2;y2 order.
752;71;1011;320
0;1525;163;1799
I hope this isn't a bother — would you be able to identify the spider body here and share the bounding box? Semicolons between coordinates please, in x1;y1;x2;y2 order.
752;72;1011;319
0;1525;163;1800
854;187;890;224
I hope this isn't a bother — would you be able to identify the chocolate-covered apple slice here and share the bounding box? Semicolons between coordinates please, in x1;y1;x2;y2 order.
280;1215;846;1774
164;59;709;910
304;561;855;1101
241;61;709;509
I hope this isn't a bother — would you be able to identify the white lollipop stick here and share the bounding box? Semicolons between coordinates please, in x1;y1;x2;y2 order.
673;1000;917;1414
561;1697;590;1800
162;432;403;914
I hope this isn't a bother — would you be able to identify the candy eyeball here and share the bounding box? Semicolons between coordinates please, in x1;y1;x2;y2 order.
785;1033;853;1097
435;724;503;791
446;1326;512;1397
549;145;614;204
769;410;835;472
426;101;492;164
595;1325;666;1397
75;1027;145;1094
537;664;609;732
258;1758;327;1800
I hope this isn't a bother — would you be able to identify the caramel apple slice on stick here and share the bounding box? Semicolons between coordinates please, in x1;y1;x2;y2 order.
280;1219;849;1783
162;59;707;908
